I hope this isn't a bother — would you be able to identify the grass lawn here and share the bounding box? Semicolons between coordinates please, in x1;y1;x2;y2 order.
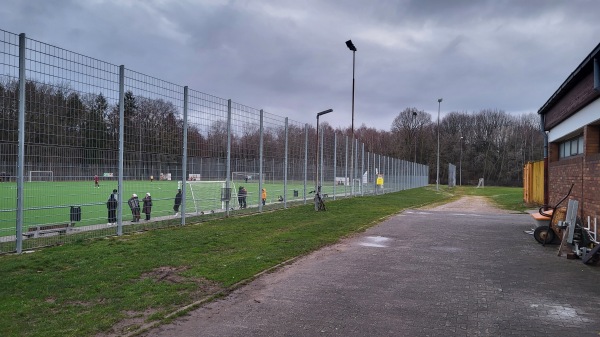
0;186;525;337
461;185;528;212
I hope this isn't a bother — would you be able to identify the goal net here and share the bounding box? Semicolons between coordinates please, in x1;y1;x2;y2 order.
231;172;264;184
29;171;53;182
352;178;363;195
185;181;228;213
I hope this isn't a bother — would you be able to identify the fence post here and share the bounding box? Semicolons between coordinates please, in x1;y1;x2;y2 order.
366;151;370;195
319;123;324;190
304;123;308;204
226;99;232;216
345;135;348;197
284;117;288;208
259;110;264;211
361;143;365;196
333;133;337;200
181;86;188;225
16;33;26;253
117;65;125;236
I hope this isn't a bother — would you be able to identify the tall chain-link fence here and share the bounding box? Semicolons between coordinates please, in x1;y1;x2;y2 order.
0;30;429;254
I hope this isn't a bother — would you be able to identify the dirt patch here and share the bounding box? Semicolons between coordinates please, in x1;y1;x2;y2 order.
141;266;190;284
421;195;512;214
96;266;224;337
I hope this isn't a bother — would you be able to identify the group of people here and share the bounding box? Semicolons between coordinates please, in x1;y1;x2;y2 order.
106;186;267;223
238;186;268;208
127;193;153;222
106;189;153;224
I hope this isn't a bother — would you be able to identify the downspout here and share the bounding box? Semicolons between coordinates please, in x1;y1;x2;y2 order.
541;113;549;210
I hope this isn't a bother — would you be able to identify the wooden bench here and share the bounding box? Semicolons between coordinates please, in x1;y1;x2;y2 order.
23;223;74;238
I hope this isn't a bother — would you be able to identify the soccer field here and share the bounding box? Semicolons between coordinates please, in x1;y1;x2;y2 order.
0;179;318;235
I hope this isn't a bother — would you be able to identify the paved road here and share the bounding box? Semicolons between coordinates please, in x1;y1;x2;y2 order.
142;208;600;337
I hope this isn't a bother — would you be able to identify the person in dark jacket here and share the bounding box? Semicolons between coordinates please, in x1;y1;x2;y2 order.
173;189;182;216
240;186;247;209
142;192;152;220
106;189;118;224
128;193;141;222
238;186;247;209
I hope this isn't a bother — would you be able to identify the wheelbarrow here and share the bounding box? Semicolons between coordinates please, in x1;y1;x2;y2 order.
532;184;574;245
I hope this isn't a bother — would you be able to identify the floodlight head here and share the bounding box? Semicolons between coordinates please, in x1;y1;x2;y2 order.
438;98;443;103
346;40;357;51
317;109;333;117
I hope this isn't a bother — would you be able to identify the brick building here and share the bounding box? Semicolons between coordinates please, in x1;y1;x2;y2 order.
538;42;600;221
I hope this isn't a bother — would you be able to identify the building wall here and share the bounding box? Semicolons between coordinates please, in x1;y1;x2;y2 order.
544;72;599;130
548;125;600;222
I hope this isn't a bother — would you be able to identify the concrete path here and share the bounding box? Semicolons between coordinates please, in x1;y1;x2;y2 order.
141;204;600;337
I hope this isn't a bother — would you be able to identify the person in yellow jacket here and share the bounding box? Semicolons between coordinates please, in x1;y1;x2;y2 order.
261;188;267;206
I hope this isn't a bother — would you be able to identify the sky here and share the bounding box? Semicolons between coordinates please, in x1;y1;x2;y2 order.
2;0;599;131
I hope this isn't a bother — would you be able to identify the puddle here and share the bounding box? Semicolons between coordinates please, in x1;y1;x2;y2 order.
359;236;390;248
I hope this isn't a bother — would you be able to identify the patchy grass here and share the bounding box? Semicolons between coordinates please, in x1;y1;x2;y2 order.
458;185;527;212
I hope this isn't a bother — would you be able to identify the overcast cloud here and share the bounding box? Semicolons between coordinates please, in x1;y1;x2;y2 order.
2;0;599;130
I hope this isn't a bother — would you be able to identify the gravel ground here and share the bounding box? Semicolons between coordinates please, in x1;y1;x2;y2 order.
423;195;513;214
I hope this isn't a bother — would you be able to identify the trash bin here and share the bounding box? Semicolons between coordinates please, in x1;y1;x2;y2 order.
293;190;299;197
221;187;231;201
70;206;81;222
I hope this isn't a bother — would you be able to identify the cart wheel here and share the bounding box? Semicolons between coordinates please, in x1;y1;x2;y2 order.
533;226;556;244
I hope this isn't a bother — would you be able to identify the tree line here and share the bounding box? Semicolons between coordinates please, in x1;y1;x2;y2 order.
351;107;544;186
0;79;543;185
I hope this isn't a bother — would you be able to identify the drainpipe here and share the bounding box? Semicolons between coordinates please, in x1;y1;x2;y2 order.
541;113;549;210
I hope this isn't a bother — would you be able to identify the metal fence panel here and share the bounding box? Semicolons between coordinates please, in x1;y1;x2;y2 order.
0;30;429;254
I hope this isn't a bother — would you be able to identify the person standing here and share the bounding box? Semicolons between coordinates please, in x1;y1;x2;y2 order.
94;175;99;188
173;189;182;216
106;189;118;225
238;186;245;209
128;193;141;222
261;188;267;206
142;192;153;221
241;186;248;209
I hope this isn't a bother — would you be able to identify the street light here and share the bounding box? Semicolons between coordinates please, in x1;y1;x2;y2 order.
436;98;442;191
315;109;333;209
345;39;356;195
460;136;463;186
412;110;417;163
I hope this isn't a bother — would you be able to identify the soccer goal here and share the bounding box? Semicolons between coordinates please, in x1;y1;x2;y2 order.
231;172;264;184
476;178;485;188
352;178;363;195
28;171;53;182
185;180;228;213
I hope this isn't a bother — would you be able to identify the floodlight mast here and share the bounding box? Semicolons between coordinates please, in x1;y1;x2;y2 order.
315;109;333;211
345;40;356;196
436;98;442;191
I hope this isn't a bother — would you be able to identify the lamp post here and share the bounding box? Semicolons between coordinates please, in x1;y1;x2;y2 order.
460;136;463;186
412;110;417;163
436;98;442;191
345;39;356;195
315;109;333;210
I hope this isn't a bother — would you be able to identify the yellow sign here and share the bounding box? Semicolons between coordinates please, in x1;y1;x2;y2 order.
376;176;384;186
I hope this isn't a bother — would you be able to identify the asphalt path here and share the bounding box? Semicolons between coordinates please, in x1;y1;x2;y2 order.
141;206;600;337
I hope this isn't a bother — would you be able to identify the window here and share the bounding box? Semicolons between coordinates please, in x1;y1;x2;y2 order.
559;135;583;158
